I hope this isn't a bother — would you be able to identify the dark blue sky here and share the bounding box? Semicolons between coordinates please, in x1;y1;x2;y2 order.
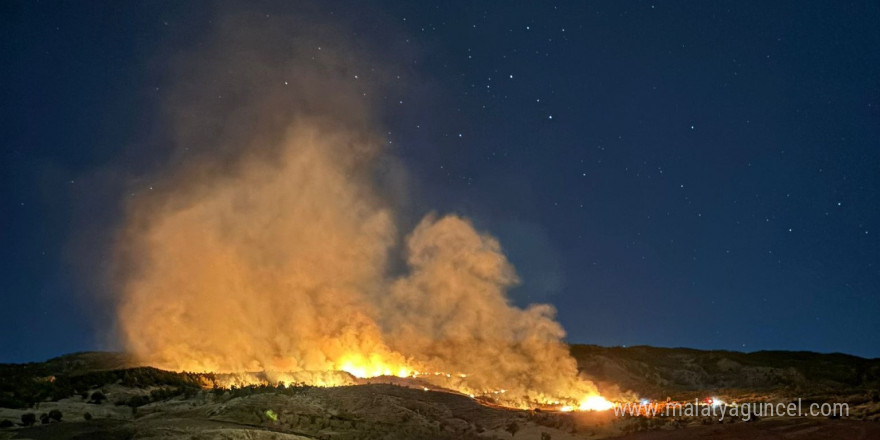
2;1;878;362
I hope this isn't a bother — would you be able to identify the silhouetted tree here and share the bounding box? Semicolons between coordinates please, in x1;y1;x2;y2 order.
89;391;106;404
83;412;92;421
0;420;13;428
20;413;36;427
506;421;520;437
39;413;49;424
48;409;62;422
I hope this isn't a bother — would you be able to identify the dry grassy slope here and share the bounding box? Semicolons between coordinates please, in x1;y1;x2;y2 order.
570;344;880;399
0;352;141;380
40;352;141;376
1;384;603;440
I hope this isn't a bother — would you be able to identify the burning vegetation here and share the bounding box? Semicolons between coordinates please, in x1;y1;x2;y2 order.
111;9;613;412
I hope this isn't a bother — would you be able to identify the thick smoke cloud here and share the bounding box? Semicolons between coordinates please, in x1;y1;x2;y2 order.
387;215;593;401
116;7;599;406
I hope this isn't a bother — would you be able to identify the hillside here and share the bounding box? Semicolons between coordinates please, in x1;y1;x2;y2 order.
571;345;880;400
1;347;879;439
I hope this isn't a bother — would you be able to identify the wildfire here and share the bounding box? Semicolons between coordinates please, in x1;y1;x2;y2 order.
202;355;615;412
219;355;612;412
117;58;618;415
337;354;412;379
579;395;614;411
558;395;614;412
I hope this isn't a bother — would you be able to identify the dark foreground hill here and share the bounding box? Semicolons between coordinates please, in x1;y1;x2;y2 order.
0;346;878;439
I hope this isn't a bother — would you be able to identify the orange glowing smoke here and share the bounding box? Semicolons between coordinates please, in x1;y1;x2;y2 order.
112;9;611;410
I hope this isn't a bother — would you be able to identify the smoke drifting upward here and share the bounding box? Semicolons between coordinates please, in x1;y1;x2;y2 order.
116;8;601;407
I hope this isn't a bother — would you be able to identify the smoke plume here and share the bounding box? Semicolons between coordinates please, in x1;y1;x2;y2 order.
116;7;599;407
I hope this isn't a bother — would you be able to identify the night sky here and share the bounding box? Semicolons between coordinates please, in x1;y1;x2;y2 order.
2;1;878;363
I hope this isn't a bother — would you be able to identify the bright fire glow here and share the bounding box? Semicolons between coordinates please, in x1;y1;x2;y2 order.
337;354;413;379
333;356;616;412
579;395;614;411
248;356;617;412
